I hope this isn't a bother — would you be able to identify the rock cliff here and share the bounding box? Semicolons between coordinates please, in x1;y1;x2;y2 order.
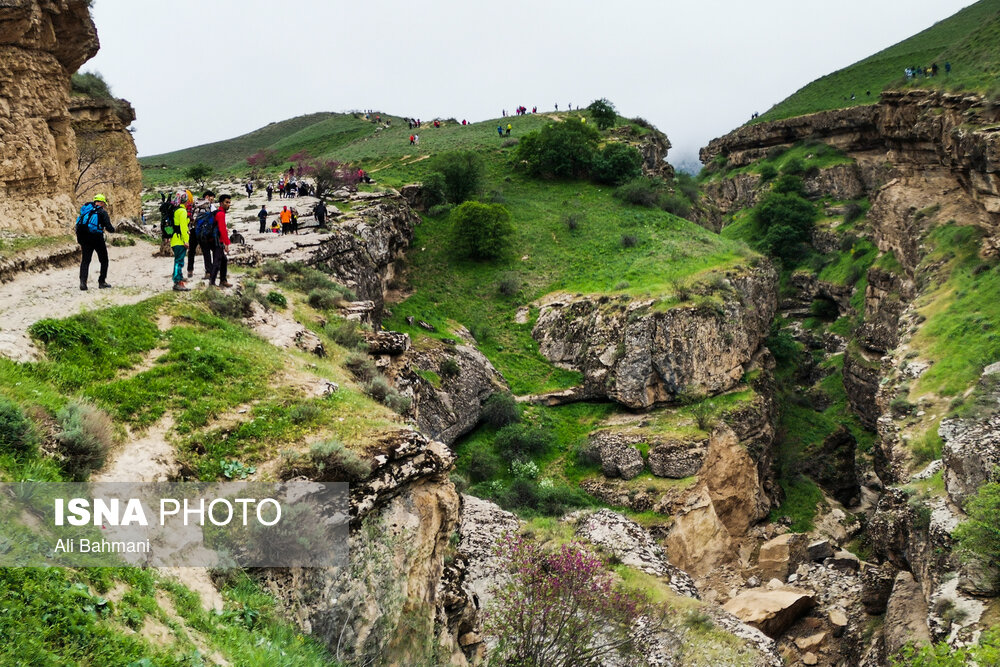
69;96;142;220
0;0;100;234
532;264;778;409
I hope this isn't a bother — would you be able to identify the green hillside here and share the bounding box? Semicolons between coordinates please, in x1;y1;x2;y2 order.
758;0;1000;123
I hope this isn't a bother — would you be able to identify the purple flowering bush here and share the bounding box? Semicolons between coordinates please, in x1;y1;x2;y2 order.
483;533;657;666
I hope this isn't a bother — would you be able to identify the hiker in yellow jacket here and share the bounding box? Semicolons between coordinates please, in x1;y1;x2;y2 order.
170;191;191;291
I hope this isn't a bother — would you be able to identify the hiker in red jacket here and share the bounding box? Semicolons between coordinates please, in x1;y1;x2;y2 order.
208;194;232;287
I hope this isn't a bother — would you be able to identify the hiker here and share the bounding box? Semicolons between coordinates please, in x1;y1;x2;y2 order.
280;206;292;235
278;180;285;198
207;194;232;288
258;205;268;233
506;123;512;135
945;61;951;75
414;133;419;144
76;193;115;290
266;183;273;201
314;200;328;228
187;190;215;279
497;125;503;137
245;181;253;198
271;219;281;234
290;206;299;234
170;192;191;291
409;134;415;145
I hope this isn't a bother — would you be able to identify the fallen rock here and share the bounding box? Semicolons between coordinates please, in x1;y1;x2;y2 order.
757;533;809;582
860;564;897;614
802;651;818;665
363;330;410;356
826;550;861;572
795;631;826;652
828;609;848;638
807;539;834;562
722;587;817;638
592;431;645;480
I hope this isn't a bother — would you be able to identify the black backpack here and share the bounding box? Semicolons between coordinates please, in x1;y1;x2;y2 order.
158;193;179;240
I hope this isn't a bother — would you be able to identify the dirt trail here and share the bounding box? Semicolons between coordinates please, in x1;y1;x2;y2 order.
91;415;179;483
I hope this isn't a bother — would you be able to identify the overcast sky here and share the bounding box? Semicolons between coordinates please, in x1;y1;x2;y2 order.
86;0;975;167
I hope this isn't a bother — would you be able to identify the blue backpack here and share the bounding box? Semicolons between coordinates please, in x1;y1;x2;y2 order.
75;202;101;234
195;209;217;242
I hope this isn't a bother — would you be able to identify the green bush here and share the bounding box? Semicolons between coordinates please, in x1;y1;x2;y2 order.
493;423;552;459
773;173;806;196
325;318;365;349
266;291;287;309
758;164;778;181
481;392;520;428
426;203;453;218
0;397;37;458
465;441;502;483
450;201;514;260
587;98;618;130
658;192;692;218
288;439;371;482
439;358;461;378
428;151;484;204
592;143;642;185
55;402;113;481
308;288;346;311
753;191;816;261
782;157;805;175
614;177;662;207
203;288;255;319
421;172;447;208
954;477;1000;583
345;352;377;382
515;119;601;179
70;70;113;99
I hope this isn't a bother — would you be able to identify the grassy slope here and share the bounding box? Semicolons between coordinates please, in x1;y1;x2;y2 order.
758;0;1000;123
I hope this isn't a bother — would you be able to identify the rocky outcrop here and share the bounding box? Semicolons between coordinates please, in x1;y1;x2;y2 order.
883;572;931;656
303;192;419;323
940;412;1000;507
757;533;810;582
385;333;508;446
843;345;882;430
532;265;777;409
647;437;707;478
0;0;99;234
69;96;142;220
589;430;645;480
664;485;735;578
610;122;675;180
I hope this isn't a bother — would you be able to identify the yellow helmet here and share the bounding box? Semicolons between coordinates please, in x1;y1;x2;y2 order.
93;194;108;203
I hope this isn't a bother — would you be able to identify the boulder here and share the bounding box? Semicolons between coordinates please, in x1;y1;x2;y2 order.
363;330;410;356
665;486;734;578
591;431;645;480
648;438;708;478
458;494;521;611
826;550;861;572
939;412;1000;507
884;572;931;656
757;533;809;582
722;587;817;638
828;608;848;638
806;539;834;562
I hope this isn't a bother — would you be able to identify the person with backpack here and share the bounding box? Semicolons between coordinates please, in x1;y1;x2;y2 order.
313;200;328;228
266;183;273;201
206;194;233;288
245;181;253;199
169;192;191;291
76;193;115;290
188;190;215;279
258;205;269;233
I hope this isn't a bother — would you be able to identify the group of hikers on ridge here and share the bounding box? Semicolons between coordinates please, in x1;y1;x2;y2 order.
163;189;233;292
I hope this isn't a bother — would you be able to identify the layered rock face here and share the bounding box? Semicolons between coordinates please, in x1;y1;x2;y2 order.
0;0;98;234
69;96;142;219
532;264;778;409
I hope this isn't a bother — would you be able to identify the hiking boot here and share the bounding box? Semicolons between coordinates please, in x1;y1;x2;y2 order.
173;282;190;292
220;281;233;288
99;282;112;289
187;270;194;279
80;282;87;291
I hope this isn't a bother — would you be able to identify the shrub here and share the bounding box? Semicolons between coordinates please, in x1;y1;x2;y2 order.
614;177;661;207
451;201;514;260
954;477;1000;583
71;71;114;99
782;157;805;175
691;401;716;430
496;273;520;297
346;352;377;382
889;396;916;416
203;288;255;319
501;138;519;148
429;151;484;204
772;173;806;196
439;357;461;378
481;392;520;428
299;439;371;481
466;441;502;483
426;203;453;218
55;402;113;481
564;212;583;231
592;143;642;185
674;172;699;202
515;120;601;179
325;318;365;349
494;423;552;459
266;291;287;309
421;172;447;208
510;459;539;480
758;164;778;181
0;397;37;458
753;191;816;261
383;391;412;414
308;288;345;311
621;234;639;248
483;535;655;665
587;98;618;130
364;376;391;402
658;192;692;218
844;202;864;224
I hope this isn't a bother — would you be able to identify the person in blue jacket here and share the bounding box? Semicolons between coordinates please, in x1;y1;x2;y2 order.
77;193;115;290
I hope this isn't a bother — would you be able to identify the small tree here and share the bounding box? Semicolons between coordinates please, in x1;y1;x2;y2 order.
592;142;642;185
587;98;618;130
184;163;212;188
247;149;278;179
70;70;113;99
483;534;656;666
428;151;483;203
753;191;816;261
450;201;513;260
301;159;360;199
